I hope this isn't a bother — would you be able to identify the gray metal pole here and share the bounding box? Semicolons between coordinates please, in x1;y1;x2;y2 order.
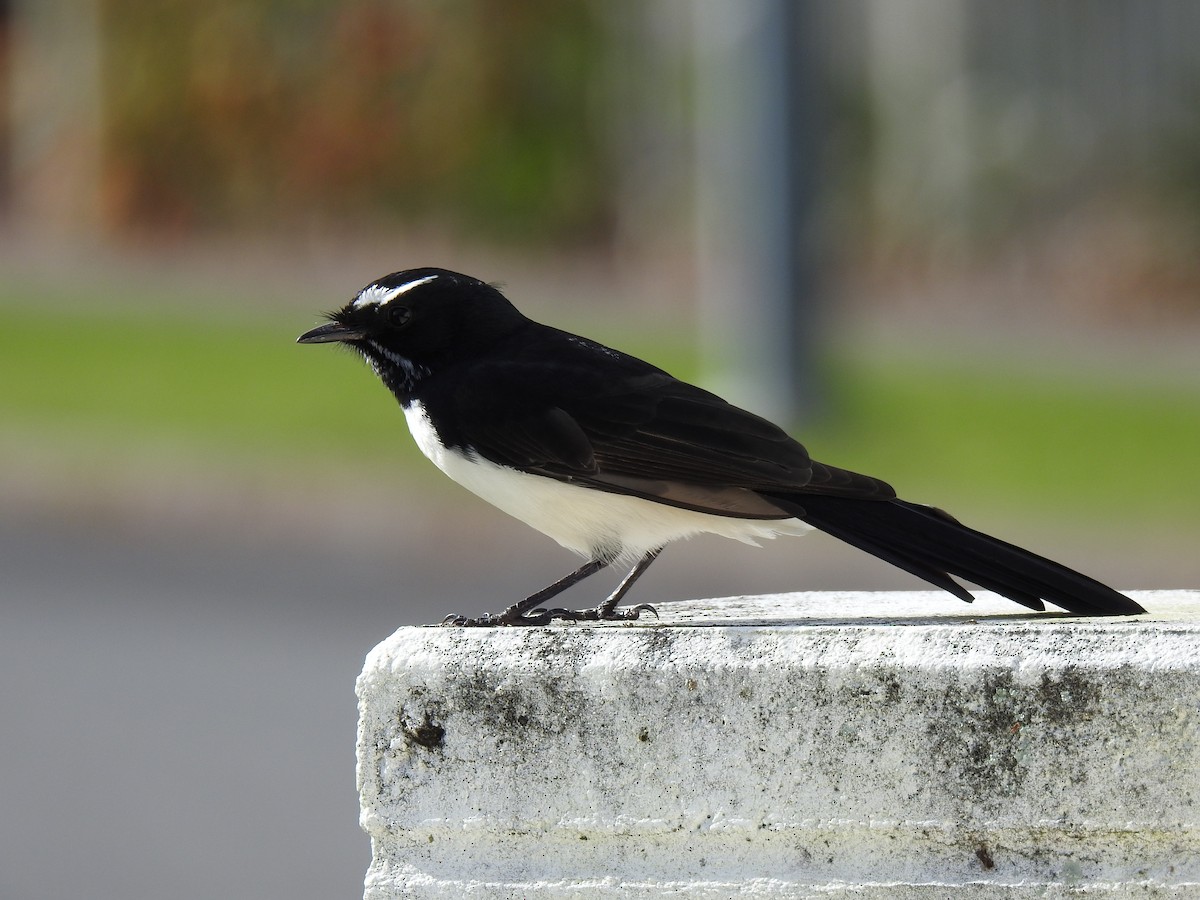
692;0;822;426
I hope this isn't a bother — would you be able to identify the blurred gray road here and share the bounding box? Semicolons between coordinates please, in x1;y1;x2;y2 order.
0;502;1186;900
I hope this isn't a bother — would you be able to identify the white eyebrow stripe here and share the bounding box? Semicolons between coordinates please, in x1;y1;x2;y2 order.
352;274;438;309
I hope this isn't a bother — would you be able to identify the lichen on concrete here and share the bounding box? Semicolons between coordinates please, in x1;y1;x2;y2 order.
357;590;1200;897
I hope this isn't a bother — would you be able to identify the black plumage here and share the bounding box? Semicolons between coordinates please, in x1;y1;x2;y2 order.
299;267;1144;624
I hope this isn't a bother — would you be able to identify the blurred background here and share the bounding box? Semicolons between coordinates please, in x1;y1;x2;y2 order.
2;1;1198;897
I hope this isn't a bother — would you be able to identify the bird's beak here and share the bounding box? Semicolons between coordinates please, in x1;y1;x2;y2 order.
297;321;367;344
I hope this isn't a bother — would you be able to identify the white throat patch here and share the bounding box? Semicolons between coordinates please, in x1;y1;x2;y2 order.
352;274;438;310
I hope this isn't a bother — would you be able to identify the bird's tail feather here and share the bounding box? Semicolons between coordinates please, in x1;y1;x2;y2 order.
775;494;1144;617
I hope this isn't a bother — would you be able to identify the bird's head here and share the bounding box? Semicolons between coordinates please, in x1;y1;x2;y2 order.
297;267;526;396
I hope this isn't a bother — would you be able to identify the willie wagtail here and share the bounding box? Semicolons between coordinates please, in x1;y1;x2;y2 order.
298;267;1145;625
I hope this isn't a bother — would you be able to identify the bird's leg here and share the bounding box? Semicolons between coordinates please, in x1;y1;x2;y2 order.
442;557;610;627
538;548;663;623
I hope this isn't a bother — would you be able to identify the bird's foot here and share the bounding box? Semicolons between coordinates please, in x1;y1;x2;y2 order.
440;605;559;627
441;603;658;627
531;603;658;623
441;612;498;627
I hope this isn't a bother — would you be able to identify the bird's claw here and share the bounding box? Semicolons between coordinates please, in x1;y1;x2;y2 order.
440;607;553;627
440;602;658;627
440;614;498;627
526;602;658;623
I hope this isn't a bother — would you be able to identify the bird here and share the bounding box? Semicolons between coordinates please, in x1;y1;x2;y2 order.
297;267;1145;626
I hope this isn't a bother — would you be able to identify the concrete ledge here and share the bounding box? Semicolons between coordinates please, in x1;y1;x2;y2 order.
356;590;1200;897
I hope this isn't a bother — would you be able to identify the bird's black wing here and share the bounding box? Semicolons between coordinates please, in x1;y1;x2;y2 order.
430;326;892;519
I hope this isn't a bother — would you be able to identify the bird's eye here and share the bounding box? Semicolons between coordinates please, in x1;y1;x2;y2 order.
387;305;412;327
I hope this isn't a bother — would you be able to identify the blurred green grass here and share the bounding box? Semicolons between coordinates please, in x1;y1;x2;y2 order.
816;353;1200;525
2;302;1198;526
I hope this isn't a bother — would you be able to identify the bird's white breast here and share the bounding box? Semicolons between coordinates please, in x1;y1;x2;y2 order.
403;401;810;561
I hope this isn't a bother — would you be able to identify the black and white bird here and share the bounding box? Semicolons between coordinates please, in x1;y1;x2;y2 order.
298;267;1144;625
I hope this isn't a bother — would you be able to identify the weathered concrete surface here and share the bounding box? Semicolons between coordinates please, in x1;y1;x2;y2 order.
357;590;1200;898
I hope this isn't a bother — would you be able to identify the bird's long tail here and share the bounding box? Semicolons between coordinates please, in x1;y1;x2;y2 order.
775;494;1144;616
